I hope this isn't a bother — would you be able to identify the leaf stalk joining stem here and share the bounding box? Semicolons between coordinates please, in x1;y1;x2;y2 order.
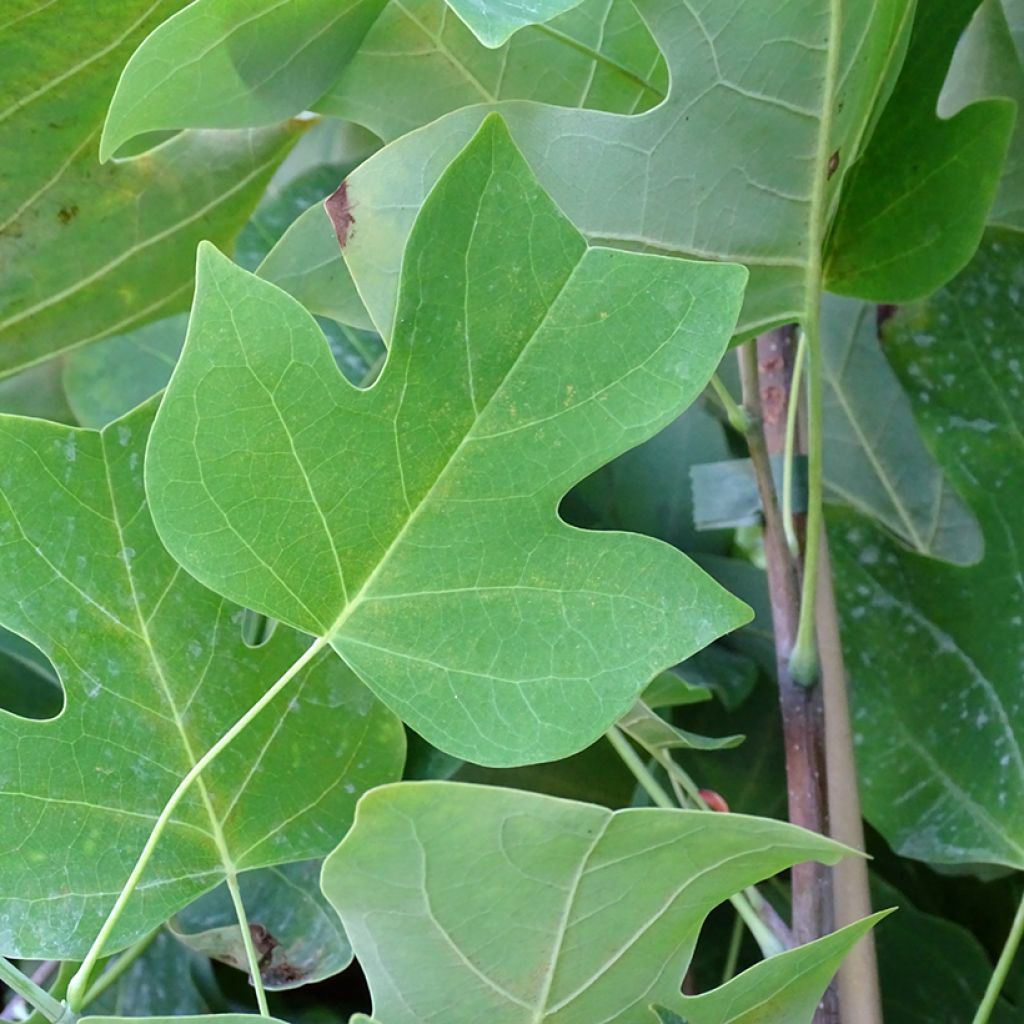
66;634;331;1013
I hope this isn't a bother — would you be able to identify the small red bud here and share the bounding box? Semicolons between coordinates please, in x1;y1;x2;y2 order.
698;789;730;813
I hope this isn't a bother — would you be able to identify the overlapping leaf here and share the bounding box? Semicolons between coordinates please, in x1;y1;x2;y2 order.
99;0;388;161
831;229;1024;867
171;861;351;990
825;0;1016;298
318;0;665;141
0;400;405;958
0;1;301;379
322;781;871;1024
145;116;749;767
822;294;982;564
279;0;920;341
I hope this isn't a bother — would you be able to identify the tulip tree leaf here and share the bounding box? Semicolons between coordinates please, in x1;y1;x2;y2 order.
831;229;1024;868
821;294;982;565
321;781;866;1024
171;860;351;991
145;116;750;768
654;914;888;1023
318;0;666;141
0;0;303;380
824;0;1016;299
99;0;389;161
0;399;405;958
290;0;916;341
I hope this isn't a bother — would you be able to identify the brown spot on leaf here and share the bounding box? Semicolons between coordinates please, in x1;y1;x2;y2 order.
325;180;355;248
246;924;315;987
827;150;840;180
57;204;78;224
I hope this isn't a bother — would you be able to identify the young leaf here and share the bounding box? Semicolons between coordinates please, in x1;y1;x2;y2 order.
146;116;750;767
321;781;864;1024
171;861;351;990
654;914;889;1023
0;400;405;958
319;0;665;140
0;1;302;379
297;0;916;340
99;0;388;161
831;229;1024;868
824;0;1016;299
821;294;982;565
618;700;743;754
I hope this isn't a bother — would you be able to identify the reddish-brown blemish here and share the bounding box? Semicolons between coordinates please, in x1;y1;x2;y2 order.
827;149;840;179
699;789;730;813
325;180;355;248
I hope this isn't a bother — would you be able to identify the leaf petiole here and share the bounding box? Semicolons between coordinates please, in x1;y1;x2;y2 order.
225;870;270;1016
0;958;67;1024
66;634;331;1012
78;928;158;1009
971;888;1024;1024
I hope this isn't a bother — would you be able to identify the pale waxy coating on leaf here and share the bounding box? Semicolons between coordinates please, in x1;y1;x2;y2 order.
0;400;404;959
321;782;875;1024
146;116;750;767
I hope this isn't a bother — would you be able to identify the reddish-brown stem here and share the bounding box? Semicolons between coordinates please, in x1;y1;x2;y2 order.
737;333;837;1023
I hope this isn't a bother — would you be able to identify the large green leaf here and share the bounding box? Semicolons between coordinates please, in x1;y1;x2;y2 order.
824;0;1016;298
0;1;303;379
99;0;388;161
287;0;917;341
831;228;1024;868
145;116;750;767
0;399;405;958
822;294;982;564
171;860;351;991
319;0;665;140
321;781;866;1024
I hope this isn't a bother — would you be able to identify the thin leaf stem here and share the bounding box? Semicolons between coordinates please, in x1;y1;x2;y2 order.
781;329;807;558
709;373;753;434
225;871;270;1016
66;634;331;1012
79;928;158;1010
790;319;823;686
971;888;1024;1024
721;912;745;984
606;727;785;959
0;960;65;1024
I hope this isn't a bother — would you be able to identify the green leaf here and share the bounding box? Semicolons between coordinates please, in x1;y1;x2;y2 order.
831;228;1024;868
321;781;861;1024
146;116;750;767
62;316;187;429
170;860;351;991
319;0;665;140
641;669;712;709
0;399;405;958
872;878;1017;1024
86;931;217;1016
939;0;1024;234
444;0;588;47
618;700;743;754
0;626;62;721
654;915;889;1023
99;0;388;161
825;0;1016;300
303;0;915;340
0;1;302;380
821;294;982;564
